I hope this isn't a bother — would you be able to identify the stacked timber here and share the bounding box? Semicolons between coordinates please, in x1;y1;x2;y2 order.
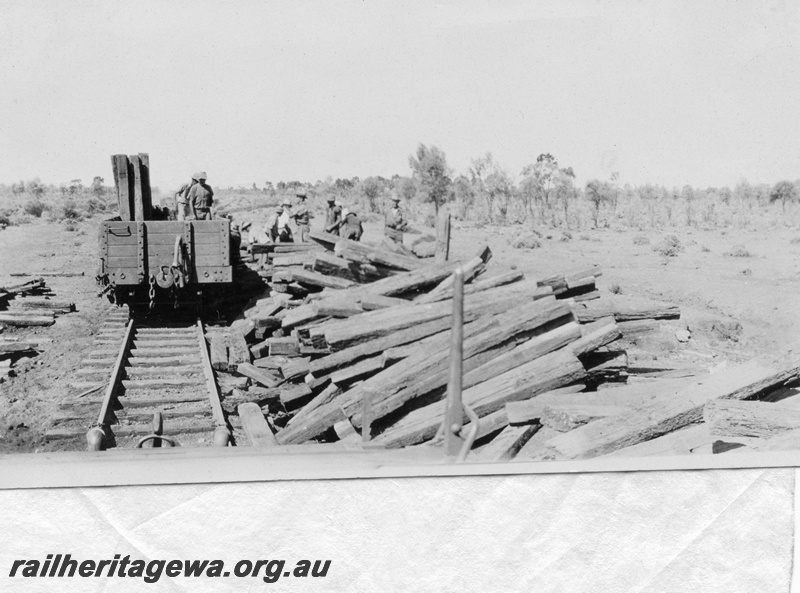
0;279;74;327
225;227;800;463
0;278;73;381
0;278;51;309
246;242;325;278
215;228;702;458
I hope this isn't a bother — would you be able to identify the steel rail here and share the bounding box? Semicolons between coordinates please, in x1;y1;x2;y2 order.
86;318;135;451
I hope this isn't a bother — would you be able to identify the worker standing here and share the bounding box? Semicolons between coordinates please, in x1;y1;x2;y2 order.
174;174;197;221
264;206;283;242
187;172;214;220
384;195;406;244
292;189;311;242
324;197;343;235
265;202;294;242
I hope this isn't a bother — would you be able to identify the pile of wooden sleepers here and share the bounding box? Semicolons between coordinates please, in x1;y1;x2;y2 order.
0;278;75;382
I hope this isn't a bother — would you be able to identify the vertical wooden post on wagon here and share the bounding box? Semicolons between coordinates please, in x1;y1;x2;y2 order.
129;154;152;221
137;153;153;220
111;154;134;221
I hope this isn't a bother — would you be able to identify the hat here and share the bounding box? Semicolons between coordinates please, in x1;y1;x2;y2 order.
275;205;284;212
197;171;208;180
282;199;292;206
231;222;240;230
391;196;401;202
326;196;336;202
240;221;252;231
296;189;308;198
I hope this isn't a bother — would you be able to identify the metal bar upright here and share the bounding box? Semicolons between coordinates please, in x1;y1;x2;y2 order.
444;268;465;458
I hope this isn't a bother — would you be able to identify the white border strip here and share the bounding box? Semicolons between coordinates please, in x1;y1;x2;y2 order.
5;447;800;489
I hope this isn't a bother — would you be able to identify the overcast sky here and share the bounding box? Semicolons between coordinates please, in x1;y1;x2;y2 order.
1;0;798;191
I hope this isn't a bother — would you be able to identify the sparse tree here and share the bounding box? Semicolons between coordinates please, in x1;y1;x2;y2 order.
68;179;83;196
468;152;496;220
585;179;616;228
681;184;696;226
451;174;475;219
554;167;576;227
361;176;384;212
485;168;515;222
733;180;755;204
409;144;452;215
91;176;105;198
394;176;417;202
770;180;798;211
520;153;560;222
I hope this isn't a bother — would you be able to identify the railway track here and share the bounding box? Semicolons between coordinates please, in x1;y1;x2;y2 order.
47;307;236;450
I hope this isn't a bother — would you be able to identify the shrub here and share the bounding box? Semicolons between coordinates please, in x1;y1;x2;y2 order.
633;235;650;245
724;244;752;257
511;234;541;249
609;283;622;294
64;219;78;232
23;199;48;218
652;235;683;257
0;210;11;227
701;245;711;252
579;234;591;241
791;237;800;245
559;231;573;242
86;197;107;214
61;200;81;221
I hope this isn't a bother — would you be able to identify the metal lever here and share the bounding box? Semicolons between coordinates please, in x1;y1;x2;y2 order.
136;435;178;448
135;412;178;448
436;267;480;463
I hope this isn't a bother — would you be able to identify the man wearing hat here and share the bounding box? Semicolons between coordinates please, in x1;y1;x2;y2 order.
291;189;311;242
384;195;407;244
174;174;197;221
324;197;343;235
187;172;214;220
265;201;294;243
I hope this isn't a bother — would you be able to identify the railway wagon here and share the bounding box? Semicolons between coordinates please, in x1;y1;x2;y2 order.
97;218;233;311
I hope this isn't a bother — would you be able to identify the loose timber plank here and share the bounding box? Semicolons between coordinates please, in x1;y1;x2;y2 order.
703;399;800;440
476;424;539;461
236;362;283;389
237;402;278;447
543;340;800;459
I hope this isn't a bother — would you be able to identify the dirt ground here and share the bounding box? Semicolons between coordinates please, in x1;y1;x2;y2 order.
1;215;797;454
